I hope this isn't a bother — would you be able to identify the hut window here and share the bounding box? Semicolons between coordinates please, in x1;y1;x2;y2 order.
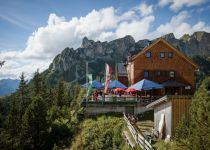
168;52;173;58
160;52;165;58
170;71;175;78
156;71;161;76
144;71;149;78
146;52;151;58
163;71;168;77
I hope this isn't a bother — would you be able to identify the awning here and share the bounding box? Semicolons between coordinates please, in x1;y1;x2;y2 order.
161;80;187;87
130;79;163;91
109;80;127;89
82;80;103;89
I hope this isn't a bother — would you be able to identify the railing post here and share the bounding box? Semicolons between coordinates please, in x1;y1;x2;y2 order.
136;131;138;144
143;136;146;150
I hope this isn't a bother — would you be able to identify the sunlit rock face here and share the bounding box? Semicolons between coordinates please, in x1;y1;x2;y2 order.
47;31;210;84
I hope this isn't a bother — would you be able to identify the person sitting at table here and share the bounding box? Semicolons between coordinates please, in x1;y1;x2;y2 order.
91;94;94;101
98;93;102;101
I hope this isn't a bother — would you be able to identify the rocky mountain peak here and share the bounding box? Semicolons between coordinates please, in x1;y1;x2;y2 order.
123;35;135;43
192;31;210;41
136;39;151;48
161;33;175;40
81;37;95;48
47;31;210;84
113;35;135;44
180;34;190;42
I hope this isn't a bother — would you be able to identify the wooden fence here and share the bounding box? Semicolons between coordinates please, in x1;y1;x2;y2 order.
123;113;153;150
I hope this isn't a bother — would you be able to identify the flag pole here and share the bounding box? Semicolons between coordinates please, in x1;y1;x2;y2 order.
103;63;106;103
86;61;88;102
115;63;117;80
86;61;88;84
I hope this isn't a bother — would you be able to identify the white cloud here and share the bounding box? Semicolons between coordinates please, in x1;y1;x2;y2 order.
158;0;206;11
138;2;153;16
1;4;210;80
0;6;155;79
0;50;51;79
116;16;155;40
159;0;173;7
154;11;210;38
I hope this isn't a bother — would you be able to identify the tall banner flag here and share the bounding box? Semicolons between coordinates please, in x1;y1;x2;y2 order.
104;64;113;93
86;74;92;97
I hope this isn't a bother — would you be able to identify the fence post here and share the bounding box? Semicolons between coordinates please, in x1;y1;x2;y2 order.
136;132;138;144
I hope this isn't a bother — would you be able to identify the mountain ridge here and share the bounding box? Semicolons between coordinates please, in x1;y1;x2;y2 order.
44;31;210;84
2;31;210;94
0;79;20;96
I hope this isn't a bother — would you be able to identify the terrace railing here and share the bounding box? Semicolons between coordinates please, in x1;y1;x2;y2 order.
123;113;153;150
81;95;162;107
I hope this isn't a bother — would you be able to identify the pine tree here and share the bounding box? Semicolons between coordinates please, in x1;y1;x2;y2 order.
174;116;190;148
41;79;48;99
174;77;210;149
41;78;52;108
20;96;49;150
188;77;210;150
18;72;29;118
0;100;3;128
56;79;65;107
5;95;23;149
49;88;57;106
33;70;42;96
33;71;53;108
7;97;19;136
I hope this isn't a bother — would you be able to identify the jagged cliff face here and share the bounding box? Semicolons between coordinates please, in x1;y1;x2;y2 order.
45;31;210;84
47;35;142;84
181;32;210;56
163;31;210;56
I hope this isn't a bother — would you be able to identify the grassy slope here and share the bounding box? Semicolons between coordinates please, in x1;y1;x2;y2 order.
69;115;136;150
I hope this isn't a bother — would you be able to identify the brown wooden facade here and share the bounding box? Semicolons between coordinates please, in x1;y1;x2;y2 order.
147;95;192;138
126;38;198;95
117;76;128;87
171;97;191;135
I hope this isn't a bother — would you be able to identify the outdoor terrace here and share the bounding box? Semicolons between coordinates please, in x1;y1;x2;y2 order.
80;95;162;107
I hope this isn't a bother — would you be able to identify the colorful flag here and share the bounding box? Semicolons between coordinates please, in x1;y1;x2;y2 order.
86;74;92;97
104;64;113;93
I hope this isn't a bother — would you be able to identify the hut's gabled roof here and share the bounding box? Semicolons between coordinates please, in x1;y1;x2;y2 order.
130;38;198;69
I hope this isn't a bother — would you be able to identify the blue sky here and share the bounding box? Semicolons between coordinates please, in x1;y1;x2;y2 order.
0;0;140;50
1;0;209;51
0;0;210;79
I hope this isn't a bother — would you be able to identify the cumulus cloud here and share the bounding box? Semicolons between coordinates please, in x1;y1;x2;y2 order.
0;50;51;79
0;6;155;79
116;16;155;40
153;11;210;38
138;2;153;16
0;4;210;80
159;0;206;11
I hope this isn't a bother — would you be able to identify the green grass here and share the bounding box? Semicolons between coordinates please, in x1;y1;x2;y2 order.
69;115;127;150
